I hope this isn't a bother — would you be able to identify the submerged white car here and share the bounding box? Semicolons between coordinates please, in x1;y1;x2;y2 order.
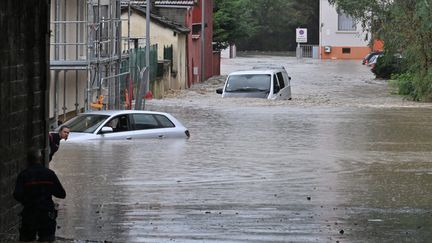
216;66;292;100
61;110;190;141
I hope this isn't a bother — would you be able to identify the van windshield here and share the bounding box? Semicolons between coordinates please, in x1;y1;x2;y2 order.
225;74;271;93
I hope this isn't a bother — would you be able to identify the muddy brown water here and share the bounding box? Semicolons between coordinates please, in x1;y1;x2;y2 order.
51;56;432;242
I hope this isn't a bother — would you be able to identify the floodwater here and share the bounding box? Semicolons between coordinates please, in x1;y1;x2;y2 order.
51;55;432;243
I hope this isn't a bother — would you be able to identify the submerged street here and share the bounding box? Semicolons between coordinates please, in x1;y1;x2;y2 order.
51;55;432;242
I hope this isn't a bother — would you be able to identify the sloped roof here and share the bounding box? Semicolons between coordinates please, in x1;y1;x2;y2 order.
122;6;190;33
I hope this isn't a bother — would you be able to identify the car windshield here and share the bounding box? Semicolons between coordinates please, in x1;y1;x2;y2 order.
225;74;271;92
64;114;110;133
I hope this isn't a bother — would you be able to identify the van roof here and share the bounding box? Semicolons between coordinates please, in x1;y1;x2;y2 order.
252;65;286;70
228;68;286;76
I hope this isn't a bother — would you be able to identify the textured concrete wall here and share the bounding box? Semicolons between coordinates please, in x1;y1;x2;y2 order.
0;0;50;240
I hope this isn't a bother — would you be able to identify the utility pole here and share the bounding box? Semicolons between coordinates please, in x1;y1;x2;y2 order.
201;0;205;83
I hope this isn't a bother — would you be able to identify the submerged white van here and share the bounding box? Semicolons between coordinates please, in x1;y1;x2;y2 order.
216;66;292;100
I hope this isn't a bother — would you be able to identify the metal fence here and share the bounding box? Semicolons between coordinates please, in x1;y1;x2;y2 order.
301;45;313;58
119;45;158;107
297;44;319;59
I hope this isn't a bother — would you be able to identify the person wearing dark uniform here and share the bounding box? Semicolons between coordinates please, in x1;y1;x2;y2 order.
49;125;70;162
13;149;66;242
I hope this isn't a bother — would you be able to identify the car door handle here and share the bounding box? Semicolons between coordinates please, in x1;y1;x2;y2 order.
126;137;132;140
158;135;164;138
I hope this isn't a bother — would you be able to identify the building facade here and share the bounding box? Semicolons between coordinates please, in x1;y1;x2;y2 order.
0;1;50;240
319;0;371;60
122;7;189;90
153;0;217;86
50;0;130;125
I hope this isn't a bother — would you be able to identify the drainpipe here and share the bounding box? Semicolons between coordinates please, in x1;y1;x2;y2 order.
201;0;205;83
62;1;67;122
54;0;60;128
63;71;67;122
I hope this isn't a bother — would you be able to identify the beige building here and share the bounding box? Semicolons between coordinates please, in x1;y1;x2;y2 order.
122;7;190;91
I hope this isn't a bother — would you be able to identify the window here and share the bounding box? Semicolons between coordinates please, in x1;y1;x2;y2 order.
67;114;109;133
192;23;207;35
192;24;201;35
273;75;280;94
107;115;130;132
276;72;285;89
342;48;351;54
338;12;356;31
132;114;175;130
155;115;175;128
132;114;160;130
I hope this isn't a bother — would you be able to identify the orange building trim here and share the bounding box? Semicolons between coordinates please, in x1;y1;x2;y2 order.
321;46;371;60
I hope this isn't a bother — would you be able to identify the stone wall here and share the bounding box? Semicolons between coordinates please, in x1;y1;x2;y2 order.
0;0;50;240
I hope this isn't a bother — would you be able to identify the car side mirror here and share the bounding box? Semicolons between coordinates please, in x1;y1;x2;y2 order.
216;88;223;94
100;126;114;134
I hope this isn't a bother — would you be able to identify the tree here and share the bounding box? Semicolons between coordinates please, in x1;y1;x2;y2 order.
237;0;319;51
213;0;319;51
329;0;432;101
213;0;257;51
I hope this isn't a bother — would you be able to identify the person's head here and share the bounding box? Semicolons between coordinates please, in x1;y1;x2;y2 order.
27;148;42;166
59;125;70;140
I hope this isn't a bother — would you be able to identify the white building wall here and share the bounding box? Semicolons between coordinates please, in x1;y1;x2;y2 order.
50;0;87;121
320;0;371;59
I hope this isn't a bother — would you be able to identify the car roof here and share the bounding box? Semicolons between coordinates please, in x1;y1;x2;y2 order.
77;110;171;116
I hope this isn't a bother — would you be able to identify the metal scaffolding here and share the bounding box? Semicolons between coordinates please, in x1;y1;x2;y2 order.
50;0;131;126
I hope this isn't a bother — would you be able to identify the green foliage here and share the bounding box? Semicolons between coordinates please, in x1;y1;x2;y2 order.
213;0;319;51
391;71;432;101
372;54;406;79
213;0;257;50
390;73;415;97
238;0;319;51
330;0;432;101
327;0;388;43
372;56;393;79
412;71;432;101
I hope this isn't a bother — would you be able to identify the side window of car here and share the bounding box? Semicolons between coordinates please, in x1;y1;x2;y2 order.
154;114;175;128
107;115;130;132
276;72;285;89
281;71;291;86
273;74;280;94
132;114;160;130
106;117;119;132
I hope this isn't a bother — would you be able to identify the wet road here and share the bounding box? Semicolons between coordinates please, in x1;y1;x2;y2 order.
51;56;432;242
